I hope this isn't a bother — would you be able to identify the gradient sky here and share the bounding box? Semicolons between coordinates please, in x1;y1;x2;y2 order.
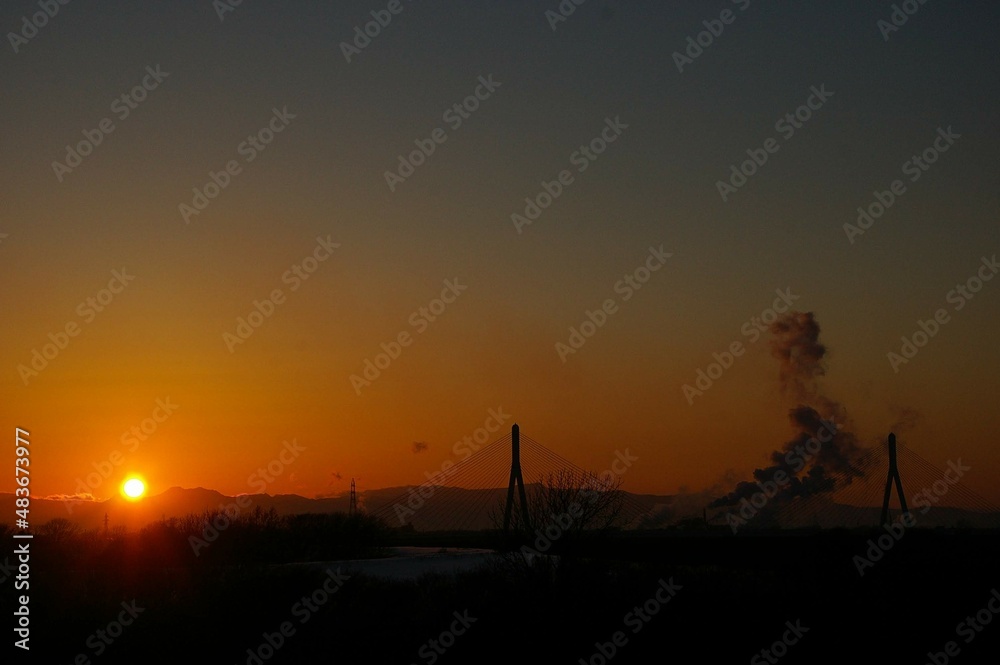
3;1;998;505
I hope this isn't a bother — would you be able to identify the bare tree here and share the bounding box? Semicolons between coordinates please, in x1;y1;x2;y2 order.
38;517;79;541
491;468;629;536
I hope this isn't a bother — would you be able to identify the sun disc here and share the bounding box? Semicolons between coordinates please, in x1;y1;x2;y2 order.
123;478;145;499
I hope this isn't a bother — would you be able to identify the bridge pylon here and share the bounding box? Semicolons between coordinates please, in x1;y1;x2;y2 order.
503;423;532;535
880;432;910;526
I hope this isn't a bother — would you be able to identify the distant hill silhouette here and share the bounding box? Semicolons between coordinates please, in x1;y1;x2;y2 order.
3;486;997;532
3;485;666;531
1;486;352;531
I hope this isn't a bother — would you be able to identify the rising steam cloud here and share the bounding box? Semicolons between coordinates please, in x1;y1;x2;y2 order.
710;311;866;510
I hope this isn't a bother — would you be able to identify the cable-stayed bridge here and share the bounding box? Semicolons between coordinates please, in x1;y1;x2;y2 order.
367;424;652;533
363;425;999;533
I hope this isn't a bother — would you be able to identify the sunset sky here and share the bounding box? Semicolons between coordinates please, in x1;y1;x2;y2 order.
3;1;998;505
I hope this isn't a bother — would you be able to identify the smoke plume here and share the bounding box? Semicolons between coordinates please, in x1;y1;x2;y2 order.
710;312;866;511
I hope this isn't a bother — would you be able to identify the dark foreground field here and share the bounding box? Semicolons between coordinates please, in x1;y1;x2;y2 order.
4;517;999;663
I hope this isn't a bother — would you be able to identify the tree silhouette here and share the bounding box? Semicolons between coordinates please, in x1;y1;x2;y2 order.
490;468;628;537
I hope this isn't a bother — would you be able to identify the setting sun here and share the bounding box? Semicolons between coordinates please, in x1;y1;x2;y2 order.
122;477;146;499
